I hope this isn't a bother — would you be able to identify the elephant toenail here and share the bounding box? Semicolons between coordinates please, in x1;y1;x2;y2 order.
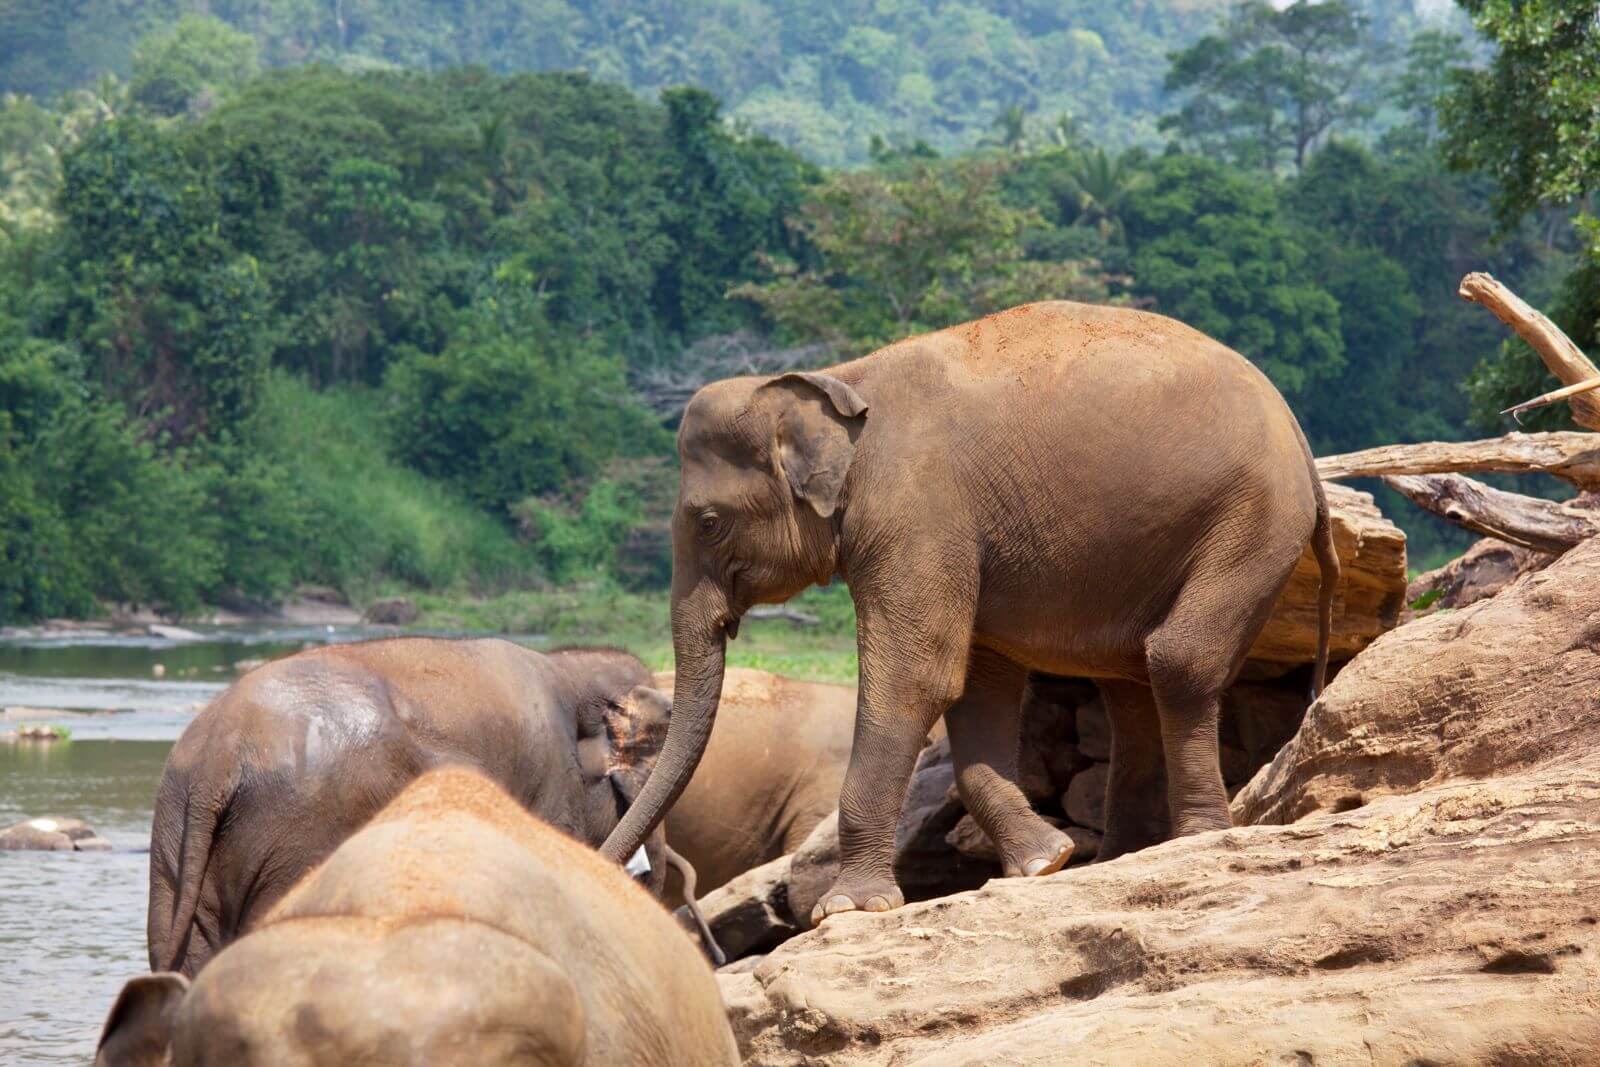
863;896;891;912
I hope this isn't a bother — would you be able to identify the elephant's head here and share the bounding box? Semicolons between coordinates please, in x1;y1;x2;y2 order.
599;371;868;866
575;682;674;894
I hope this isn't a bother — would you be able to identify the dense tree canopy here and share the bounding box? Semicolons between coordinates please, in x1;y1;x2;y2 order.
0;0;1582;618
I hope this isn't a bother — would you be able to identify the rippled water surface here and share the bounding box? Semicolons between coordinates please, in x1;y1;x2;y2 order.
0;623;440;1064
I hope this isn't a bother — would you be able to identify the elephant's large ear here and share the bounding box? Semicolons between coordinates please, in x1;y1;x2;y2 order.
602;685;673;806
95;972;189;1067
761;372;869;519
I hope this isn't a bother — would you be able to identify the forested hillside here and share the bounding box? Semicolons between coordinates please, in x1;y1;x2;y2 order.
1;0;1592;624
3;0;1459;164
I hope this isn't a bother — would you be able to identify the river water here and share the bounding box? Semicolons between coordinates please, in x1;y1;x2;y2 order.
0;624;476;1065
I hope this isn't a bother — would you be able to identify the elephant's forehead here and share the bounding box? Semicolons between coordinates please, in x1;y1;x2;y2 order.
682;379;764;438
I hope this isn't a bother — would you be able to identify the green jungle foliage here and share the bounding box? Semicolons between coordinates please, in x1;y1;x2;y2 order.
0;1;1592;621
2;1;1463;166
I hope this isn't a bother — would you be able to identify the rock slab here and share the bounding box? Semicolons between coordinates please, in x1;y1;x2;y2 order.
721;754;1600;1066
0;817;112;851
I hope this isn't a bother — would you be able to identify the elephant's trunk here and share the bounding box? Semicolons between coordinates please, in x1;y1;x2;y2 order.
598;584;728;866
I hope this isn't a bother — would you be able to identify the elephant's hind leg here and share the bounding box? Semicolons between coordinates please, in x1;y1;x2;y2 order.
1096;680;1169;862
947;648;1073;878
1145;540;1300;838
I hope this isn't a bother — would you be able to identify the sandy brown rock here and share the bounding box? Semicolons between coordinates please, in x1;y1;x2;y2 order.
1063;762;1107;831
1407;537;1552;615
1234;534;1600;826
721;753;1600;1066
1247;483;1408;665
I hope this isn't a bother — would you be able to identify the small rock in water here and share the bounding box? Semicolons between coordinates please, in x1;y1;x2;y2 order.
151;663;166;677
4;706;76;722
148;623;203;641
0;817;111;852
364;596;419;626
13;725;65;741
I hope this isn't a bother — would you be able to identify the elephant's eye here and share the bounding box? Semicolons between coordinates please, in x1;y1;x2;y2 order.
697;512;720;537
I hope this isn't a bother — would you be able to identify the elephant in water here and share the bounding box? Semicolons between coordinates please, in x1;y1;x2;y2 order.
97;765;739;1067
600;300;1339;923
147;639;682;976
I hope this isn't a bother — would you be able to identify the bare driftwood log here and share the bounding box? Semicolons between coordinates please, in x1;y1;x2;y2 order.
1383;474;1600;554
1459;272;1600;430
1247;483;1407;666
1316;432;1600;491
745;605;821;626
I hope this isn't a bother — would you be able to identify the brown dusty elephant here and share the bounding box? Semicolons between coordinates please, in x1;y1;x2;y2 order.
600;300;1339;923
659;667;855;903
147;639;677;977
96;766;739;1067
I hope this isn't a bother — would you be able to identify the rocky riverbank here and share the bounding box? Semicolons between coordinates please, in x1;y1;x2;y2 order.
712;529;1600;1065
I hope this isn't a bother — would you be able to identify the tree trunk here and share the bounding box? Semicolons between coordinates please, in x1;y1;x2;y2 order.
1383;474;1600;554
1459;272;1600;431
1316;433;1600;491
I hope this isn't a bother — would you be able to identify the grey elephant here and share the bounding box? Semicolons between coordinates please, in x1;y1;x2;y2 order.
97;765;739;1067
601;300;1338;922
147;639;677;976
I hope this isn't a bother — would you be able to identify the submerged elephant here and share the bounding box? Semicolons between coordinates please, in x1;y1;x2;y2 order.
97;765;739;1067
659;667;855;903
147;639;674;976
601;300;1338;921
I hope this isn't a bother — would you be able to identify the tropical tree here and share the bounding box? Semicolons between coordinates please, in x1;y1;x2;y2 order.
735;159;1107;352
1162;0;1373;172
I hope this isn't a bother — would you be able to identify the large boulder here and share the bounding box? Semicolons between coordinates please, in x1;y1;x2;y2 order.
720;753;1600;1065
719;535;1600;1065
0;817;112;851
1234;533;1600;826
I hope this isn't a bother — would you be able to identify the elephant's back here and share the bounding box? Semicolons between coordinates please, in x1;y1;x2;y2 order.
837;300;1295;425
269;768;739;1065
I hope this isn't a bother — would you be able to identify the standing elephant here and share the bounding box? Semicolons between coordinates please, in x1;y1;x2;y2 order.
97;766;739;1067
600;300;1338;922
147;639;672;976
659;667;855;902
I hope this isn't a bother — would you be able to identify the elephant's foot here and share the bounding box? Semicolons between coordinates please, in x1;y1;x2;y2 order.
998;822;1073;879
810;874;904;925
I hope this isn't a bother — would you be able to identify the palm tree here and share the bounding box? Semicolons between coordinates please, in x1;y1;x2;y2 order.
1064;148;1150;241
986;104;1029;154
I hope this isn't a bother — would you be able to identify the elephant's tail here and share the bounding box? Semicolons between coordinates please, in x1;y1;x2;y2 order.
1309;474;1340;702
665;844;726;968
151;777;228;975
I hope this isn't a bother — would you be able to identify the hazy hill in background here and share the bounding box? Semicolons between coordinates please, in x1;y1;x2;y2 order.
1;0;1464;164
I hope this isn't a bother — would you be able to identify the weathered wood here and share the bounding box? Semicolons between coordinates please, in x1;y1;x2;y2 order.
1316;432;1600;491
1459;272;1600;431
745;605;821;626
1247;483;1407;666
1383;474;1599;554
1504;375;1600;423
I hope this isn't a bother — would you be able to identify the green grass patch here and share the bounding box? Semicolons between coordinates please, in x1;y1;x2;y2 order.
413;582;859;685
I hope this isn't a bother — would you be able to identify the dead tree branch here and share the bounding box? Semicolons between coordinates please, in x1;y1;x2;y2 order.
632;332;838;421
746;605;821;627
1459;272;1600;430
1383;474;1600;553
1316;433;1600;491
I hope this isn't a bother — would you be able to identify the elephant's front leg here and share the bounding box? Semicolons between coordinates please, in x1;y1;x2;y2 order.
947;648;1073;878
813;607;972;923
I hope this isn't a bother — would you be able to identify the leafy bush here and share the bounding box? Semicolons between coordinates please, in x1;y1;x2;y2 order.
385;282;669;513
